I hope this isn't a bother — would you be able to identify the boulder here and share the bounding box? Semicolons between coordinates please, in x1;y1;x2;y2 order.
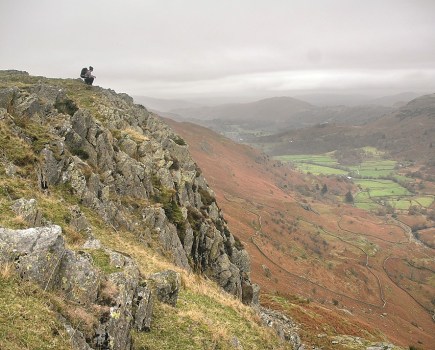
63;320;93;350
258;307;303;349
0;87;17;110
0;225;64;290
10;198;43;227
58;250;101;305
147;270;180;307
92;251;140;350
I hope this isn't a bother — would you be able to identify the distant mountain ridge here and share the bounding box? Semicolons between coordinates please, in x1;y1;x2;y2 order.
165;95;393;135
254;93;435;163
171;96;313;121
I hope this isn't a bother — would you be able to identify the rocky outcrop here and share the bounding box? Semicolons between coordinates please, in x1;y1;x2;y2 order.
0;225;155;350
0;73;265;349
11;198;44;227
0;77;256;305
257;307;303;350
147;270;180;307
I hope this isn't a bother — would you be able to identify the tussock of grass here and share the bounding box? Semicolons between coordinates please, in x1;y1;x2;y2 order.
0;270;71;350
92;228;291;350
0;122;37;169
122;127;150;143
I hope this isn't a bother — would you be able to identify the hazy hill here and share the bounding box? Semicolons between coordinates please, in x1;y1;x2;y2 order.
171;96;313;121
165;117;434;348
169;96;393;134
294;93;373;106
294;92;423;107
255;93;435;163
367;92;424;107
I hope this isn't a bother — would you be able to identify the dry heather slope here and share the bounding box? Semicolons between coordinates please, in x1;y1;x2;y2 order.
166;118;435;350
0;70;305;350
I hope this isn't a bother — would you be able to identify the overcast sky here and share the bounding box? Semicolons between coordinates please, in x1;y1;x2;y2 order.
1;0;434;100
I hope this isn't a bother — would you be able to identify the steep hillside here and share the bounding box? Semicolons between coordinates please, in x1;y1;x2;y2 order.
0;70;300;350
167;118;434;349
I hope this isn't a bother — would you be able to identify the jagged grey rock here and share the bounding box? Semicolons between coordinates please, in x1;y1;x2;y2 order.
142;207;191;271
133;284;153;331
63;321;93;350
0;224;158;349
0;225;64;290
2;79;257;307
258;307;303;350
148;270;180;307
93;252;140;350
251;283;260;305
69;205;91;233
10;198;43;227
58;250;101;305
0;87;17;110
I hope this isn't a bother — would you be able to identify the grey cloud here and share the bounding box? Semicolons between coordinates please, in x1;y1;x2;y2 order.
1;0;434;98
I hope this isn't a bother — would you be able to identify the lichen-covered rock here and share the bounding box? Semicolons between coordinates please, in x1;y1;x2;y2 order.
147;270;180;307
69;205;91;233
63;320;93;350
133;284;153;331
92;250;140;350
0;87;17;110
251;283;260;305
58;250;101;305
0;225;64;290
207;254;242;298
142;207;190;271
2;79;257;306
258;307;303;350
0;224;158;349
10;198;43;227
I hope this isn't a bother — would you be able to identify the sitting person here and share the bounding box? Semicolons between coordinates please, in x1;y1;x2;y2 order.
83;66;96;85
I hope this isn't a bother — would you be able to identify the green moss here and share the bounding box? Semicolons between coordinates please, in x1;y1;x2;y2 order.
0;276;71;350
88;249;119;274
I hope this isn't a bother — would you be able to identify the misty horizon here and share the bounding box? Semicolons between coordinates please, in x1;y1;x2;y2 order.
1;0;434;100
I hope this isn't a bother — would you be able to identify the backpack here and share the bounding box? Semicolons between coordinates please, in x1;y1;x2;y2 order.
80;67;87;78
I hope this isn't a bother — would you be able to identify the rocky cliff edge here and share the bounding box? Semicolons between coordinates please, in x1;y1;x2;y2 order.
0;71;303;350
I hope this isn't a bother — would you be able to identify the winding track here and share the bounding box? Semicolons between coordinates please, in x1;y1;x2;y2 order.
223;192;435;317
223;193;387;309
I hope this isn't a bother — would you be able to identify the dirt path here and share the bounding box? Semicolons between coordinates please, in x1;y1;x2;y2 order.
223;193;386;309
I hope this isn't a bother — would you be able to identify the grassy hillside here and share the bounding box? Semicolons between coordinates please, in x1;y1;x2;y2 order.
0;71;293;350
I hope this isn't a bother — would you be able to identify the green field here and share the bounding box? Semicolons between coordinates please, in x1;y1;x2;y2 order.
348;160;396;178
275;149;432;212
354;179;411;197
274;154;338;165
413;196;435;207
296;163;348;175
388;199;413;210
